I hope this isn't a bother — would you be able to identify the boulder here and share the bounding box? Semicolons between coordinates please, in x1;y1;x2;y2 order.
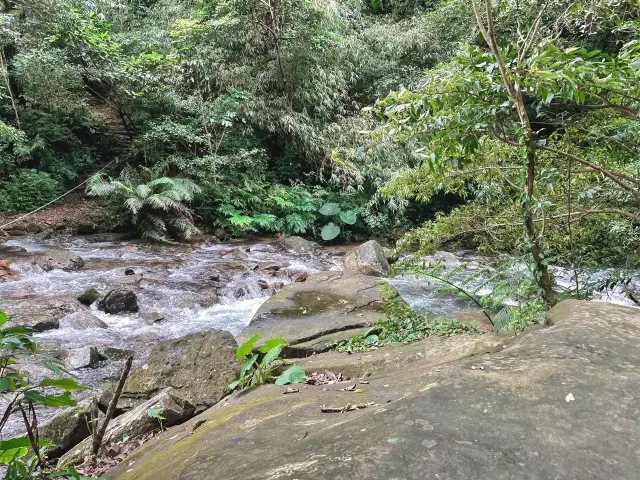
36;251;85;272
35;229;53;241
342;240;390;277
54;223;66;231
40;397;99;458
427;250;462;269
281;236;317;253
98;347;135;361
77;288;103;306
115;330;239;411
108;301;640;480
239;271;396;352
213;228;227;240
59;388;195;468
65;346;100;369
98;288;139;314
59;311;108;330
8;227;26;237
76;222;97;235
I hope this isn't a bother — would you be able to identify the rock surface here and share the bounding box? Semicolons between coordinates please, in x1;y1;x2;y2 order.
108;300;640;480
77;288;103;306
59;388;195;468
114;330;239;411
98;288;139;314
40;397;99;458
59;310;108;330
36;250;85;272
238;271;395;352
66;346;100;369
281;236;317;253
342;240;390;277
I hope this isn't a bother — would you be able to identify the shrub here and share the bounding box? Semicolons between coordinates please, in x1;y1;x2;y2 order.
0;169;61;214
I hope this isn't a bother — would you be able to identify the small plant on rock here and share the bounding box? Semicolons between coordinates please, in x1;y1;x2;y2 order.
228;335;306;391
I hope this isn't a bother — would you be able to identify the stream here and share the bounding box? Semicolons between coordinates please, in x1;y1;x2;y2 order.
0;235;637;438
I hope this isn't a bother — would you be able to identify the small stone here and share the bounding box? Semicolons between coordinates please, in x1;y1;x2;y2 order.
262;264;281;272
76;222;97;235
98;288;139;314
124;268;136;276
258;280;270;290
98;347;135;360
294;272;309;282
54;223;66;231
140;312;165;325
26;223;42;234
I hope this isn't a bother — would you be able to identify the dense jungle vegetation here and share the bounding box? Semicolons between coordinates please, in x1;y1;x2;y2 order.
0;0;638;298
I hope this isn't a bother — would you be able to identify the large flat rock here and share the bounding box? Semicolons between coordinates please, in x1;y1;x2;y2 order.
238;271;395;350
109;300;640;479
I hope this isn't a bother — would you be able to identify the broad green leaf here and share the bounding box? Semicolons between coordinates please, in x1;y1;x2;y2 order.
257;338;287;353
275;365;306;385
39;379;89;391
239;354;258;379
261;344;284;368
319;203;340;216
0;447;28;464
146;408;164;418
227;380;240;390
339;210;357;225
0;377;11;393
0;311;7;327
321;223;340;241
23;390;76;408
0;436;54;451
236;333;259;360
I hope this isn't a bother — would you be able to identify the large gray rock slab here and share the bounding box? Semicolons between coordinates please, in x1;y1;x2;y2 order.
40;397;99;458
108;300;640;480
113;330;239;411
238;271;396;350
342;240;390;277
59;388;195;467
280;236;317;253
35;250;85;272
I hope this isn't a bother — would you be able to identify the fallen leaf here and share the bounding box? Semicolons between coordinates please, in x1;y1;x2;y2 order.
283;387;300;394
354;388;365;393
340;384;356;391
565;393;575;402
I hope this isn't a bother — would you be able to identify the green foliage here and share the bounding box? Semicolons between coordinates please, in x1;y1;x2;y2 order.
87;171;201;243
0;308;88;477
146;408;166;431
334;284;478;353
229;335;305;390
0;169;61;214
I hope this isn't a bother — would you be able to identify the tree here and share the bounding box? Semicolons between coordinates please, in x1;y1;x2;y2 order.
374;0;640;306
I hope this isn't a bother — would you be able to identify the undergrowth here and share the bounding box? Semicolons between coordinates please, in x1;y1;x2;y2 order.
332;285;478;353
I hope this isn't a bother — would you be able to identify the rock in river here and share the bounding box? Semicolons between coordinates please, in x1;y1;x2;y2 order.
239;270;397;355
281;235;317;253
342;239;390;277
98;288;139;314
59;310;108;330
77;288;103;306
110;330;239;411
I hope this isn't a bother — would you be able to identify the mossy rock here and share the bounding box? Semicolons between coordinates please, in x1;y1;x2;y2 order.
77;288;103;306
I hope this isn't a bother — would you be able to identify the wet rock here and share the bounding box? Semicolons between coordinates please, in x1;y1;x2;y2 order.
209;274;221;282
240;271;397;352
342;240;390;277
281;236;317;253
66;346;100;369
76;222;97;235
98;347;135;361
54;222;66;231
116;330;239;411
0;259;10;277
124;268;136;276
59;388;195;468
98;288;139;314
0;245;27;255
257;280;270;290
59;311;108;330
35;229;53;241
213;228;227;240
26;223;42;234
140;312;165;325
294;272;309;282
262;263;281;272
427;251;462;269
40;397;99;458
8;228;26;237
77;288;103;306
233;287;247;299
193;290;218;308
36;251;85;272
110;301;640;480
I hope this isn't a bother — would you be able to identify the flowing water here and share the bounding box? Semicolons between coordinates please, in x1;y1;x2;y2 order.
0;235;637;439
